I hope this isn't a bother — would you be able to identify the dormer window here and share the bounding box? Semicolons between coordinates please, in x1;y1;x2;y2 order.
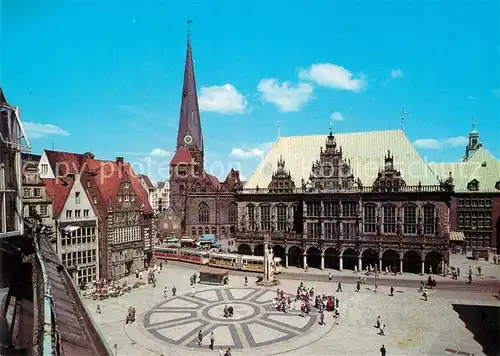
124;182;129;189
495;181;500;191
125;195;129;202
75;191;81;204
467;179;479;191
481;161;487;167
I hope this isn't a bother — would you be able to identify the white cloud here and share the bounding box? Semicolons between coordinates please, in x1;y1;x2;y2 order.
298;63;366;92
391;69;404;79
23;122;69;139
150;148;170;157
413;136;468;149
230;142;274;159
257;79;313;112
198;84;247;114
330;112;344;121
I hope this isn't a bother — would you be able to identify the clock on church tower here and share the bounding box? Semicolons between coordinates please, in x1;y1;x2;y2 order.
183;134;193;145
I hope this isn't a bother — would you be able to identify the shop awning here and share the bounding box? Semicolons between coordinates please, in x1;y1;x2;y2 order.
450;231;465;241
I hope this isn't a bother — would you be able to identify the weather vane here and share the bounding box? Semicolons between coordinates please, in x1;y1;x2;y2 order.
187;18;193;34
401;107;409;131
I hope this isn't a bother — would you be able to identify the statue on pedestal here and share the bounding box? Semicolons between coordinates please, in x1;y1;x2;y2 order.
259;234;278;286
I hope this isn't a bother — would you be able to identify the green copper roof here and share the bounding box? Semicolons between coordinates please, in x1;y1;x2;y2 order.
429;148;500;193
246;129;439;189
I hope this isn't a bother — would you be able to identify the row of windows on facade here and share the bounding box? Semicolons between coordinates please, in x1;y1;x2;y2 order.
190;225;236;236
197;202;238;224
66;209;90;219
244;204;436;234
306;218;436;238
61;248;97;267
458;211;493;229
466;238;492;248
112;226;141;245
77;266;97;285
28;204;48;217
457;198;492;208
61;226;97;246
113;247;143;262
23;187;43;198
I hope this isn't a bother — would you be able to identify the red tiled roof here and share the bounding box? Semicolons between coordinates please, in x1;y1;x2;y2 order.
44;150;87;177
170;148;193;165
42;178;74;218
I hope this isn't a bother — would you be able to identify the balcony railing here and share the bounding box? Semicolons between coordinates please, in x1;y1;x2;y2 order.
238;184;452;195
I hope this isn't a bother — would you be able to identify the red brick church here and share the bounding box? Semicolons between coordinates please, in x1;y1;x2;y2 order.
161;32;242;239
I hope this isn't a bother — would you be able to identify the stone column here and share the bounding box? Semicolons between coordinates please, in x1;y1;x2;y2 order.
358;256;362;272
285;253;289;268
303;254;307;269
441;260;446;276
379;258;382;273
339;256;343;271
421;259;425;275
320;254;325;270
399;258;403;274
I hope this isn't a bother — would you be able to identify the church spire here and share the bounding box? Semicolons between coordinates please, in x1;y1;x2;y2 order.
176;21;203;152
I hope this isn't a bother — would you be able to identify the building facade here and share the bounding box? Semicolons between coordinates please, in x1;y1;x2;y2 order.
156;181;170;213
21;152;54;227
236;131;453;274
166;34;242;238
39;151;154;280
430;123;500;254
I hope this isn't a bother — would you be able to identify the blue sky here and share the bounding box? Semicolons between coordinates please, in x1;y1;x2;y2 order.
3;0;499;181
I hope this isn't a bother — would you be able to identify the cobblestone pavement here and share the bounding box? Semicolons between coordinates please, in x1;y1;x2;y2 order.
85;265;500;356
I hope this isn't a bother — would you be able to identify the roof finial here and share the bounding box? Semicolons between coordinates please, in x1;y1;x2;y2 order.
472;116;476;131
187;18;193;36
329;121;333;135
401;107;408;132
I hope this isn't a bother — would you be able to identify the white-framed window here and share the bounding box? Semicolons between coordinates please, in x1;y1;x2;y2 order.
75;209;81;218
23;188;31;198
33;188;41;197
83;209;89;217
40;205;48;216
75;191;81;204
124;195;129;202
40;164;48;174
66;210;72;218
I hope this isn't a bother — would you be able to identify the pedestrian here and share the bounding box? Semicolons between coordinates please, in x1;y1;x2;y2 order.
218;347;224;356
319;310;325;325
337;281;342;292
423;288;428;301
225;347;232;356
164;286;168;298
380;344;386;356
172;285;177;296
356;281;361;292
478;266;482;276
376;316;380;328
457;267;460;277
197;330;203;346
390;286;394;297
192;285;195;296
335;297;339;309
328;273;332;281
244;277;248;286
210;332;215;350
468;273;472;284
96;305;101;314
379;324;386;336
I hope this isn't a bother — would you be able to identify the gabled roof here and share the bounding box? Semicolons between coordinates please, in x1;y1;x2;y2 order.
204;172;221;190
157;181;166;189
170;147;193;165
246;130;439;189
42;178;74;218
44;150;87;177
138;174;154;189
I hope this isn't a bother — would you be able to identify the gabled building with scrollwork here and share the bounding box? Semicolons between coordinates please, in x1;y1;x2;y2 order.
235;129;455;275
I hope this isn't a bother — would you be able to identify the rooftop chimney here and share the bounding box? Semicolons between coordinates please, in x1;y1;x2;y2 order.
116;157;124;163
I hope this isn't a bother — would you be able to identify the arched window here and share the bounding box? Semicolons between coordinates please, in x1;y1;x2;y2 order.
191;227;197;236
198;227;203;236
211;226;217;235
423;205;435;234
383;204;396;234
198;202;210;223
247;204;255;230
204;227;210;234
228;203;238;224
221;226;226;235
363;204;377;233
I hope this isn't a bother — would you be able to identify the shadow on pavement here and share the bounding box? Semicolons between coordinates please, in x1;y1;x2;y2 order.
452;304;500;356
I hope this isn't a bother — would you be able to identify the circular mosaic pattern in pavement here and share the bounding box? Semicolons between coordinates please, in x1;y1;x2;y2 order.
143;287;319;349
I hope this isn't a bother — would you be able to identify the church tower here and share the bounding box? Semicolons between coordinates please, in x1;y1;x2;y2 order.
464;118;482;160
169;27;204;232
